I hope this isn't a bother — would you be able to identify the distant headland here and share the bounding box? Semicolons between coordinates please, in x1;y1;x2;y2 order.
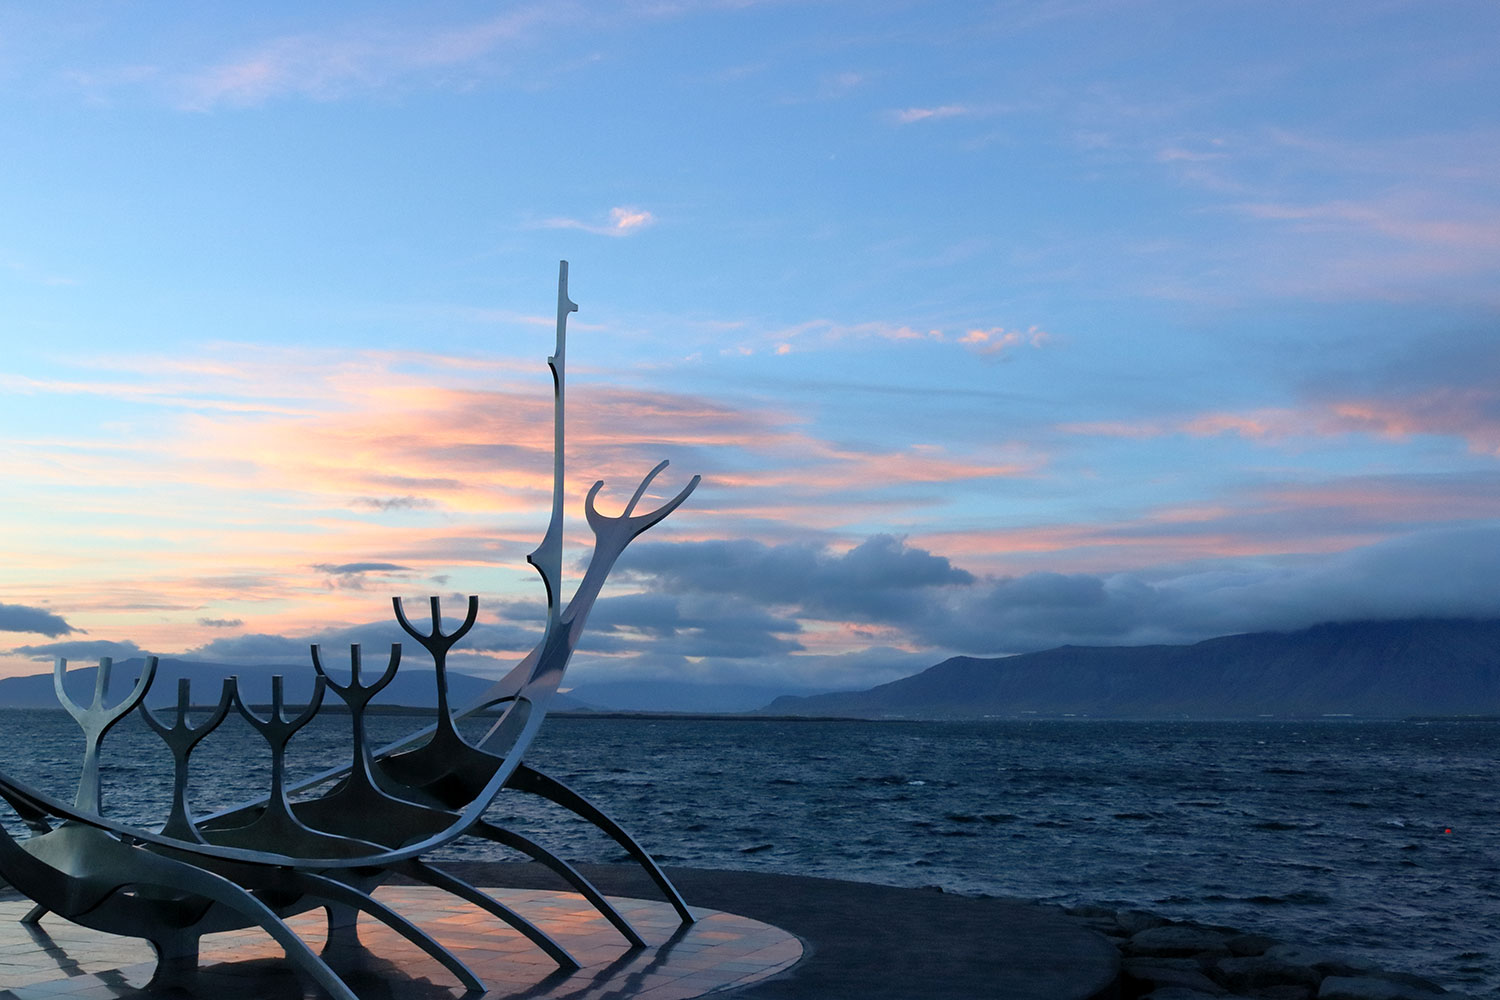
5;618;1496;722
760;618;1500;720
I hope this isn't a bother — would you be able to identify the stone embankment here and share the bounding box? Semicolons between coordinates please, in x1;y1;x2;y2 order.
1062;905;1467;1000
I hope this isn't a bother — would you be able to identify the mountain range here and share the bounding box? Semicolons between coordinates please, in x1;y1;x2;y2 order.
763;619;1500;720
6;619;1496;719
0;657;588;713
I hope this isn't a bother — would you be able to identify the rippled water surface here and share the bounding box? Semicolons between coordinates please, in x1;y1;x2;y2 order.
2;711;1496;995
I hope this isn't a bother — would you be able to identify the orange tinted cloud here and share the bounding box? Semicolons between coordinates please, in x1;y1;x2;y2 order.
3;344;1034;663
1328;392;1500;454
1063;391;1500;453
912;472;1500;577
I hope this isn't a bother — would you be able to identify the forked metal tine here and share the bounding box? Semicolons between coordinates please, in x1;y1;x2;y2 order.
139;676;236;844
52;656;84;719
392;595;479;653
311;643;402;701
235;674;327;732
56;655;158;814
621;459;669;519
139;677;235;740
585;462;702;537
91;657;112;711
54;655;158;727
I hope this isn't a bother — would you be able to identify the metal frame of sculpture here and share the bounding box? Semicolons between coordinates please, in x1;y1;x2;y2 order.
0;262;701;999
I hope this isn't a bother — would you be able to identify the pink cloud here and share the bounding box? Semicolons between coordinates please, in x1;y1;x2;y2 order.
957;326;1051;356
538;206;658;237
1062;391;1500;453
1325;392;1500;455
913;470;1500;580
1059;408;1307;441
760;318;1053;356
6;345;1040;657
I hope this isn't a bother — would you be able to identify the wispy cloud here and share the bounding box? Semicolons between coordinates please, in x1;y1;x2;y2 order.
312;561;415;591
350;496;437;512
1234;197;1500;253
1328;392;1500;456
1141;125;1500;299
3;342;1037;668
1061;384;1500;455
310;562;412;575
538;206;657;237
957;326;1051;356
891;104;973;124
1060;408;1308;442
174;7;562;110
755;319;1055;357
0;254;78;288
921;466;1500;575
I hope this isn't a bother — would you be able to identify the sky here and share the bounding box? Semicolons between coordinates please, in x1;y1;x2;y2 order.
2;1;1499;698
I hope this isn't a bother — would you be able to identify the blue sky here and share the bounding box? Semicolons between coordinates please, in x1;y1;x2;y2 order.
2;1;1499;694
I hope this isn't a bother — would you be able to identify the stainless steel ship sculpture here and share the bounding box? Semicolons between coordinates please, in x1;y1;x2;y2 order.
0;263;700;999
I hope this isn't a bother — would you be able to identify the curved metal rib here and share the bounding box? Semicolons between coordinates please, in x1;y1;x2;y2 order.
0;810;360;1000
0;264;705;994
392;858;580;970
472;820;647;948
506;764;694;925
296;871;485;993
147;860;360;1000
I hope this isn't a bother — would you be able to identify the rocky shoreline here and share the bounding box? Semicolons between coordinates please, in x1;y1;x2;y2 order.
1062;904;1469;1000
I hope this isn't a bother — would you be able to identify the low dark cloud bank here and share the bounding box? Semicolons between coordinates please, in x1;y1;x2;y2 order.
311;561;415;592
12;526;1500;691
311;562;412;575
620;534;972;623
185;618;540;667
608;525;1500;675
350;496;435;511
0;602;76;637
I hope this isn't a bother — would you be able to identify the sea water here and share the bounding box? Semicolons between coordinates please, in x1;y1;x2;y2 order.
1;710;1495;995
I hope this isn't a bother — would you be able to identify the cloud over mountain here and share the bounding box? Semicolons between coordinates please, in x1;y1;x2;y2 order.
9;639;144;662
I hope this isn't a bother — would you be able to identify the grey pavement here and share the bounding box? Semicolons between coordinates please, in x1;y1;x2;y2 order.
437;862;1122;1000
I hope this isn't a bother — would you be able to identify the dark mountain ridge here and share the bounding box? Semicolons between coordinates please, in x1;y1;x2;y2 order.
763;618;1500;719
0;657;572;712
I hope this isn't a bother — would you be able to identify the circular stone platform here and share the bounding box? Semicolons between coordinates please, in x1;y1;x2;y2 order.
0;886;800;1000
0;865;1120;1000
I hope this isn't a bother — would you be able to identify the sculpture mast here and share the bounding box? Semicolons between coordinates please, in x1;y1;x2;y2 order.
527;261;577;630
